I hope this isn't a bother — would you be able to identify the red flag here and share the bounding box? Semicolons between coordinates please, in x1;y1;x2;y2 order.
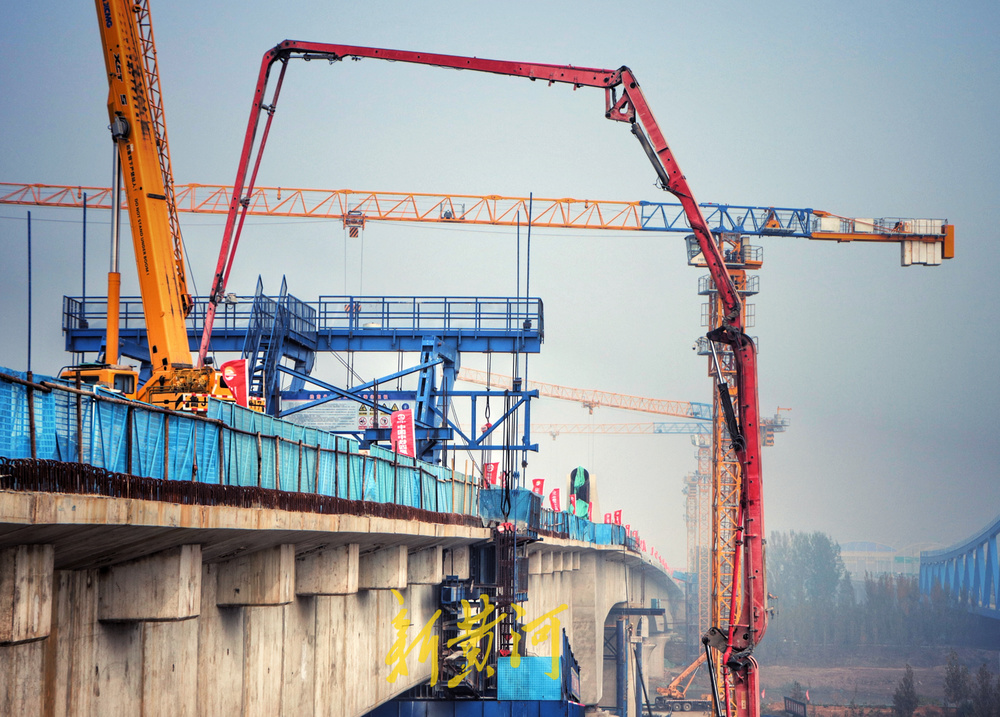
587;501;593;521
548;488;560;512
604;513;612;524
613;510;622;525
806;691;810;703
484;462;500;485
641;539;646;552
531;478;545;496
220;359;249;407
390;409;415;457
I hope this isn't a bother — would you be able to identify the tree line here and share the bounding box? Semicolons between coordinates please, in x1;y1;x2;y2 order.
756;530;987;661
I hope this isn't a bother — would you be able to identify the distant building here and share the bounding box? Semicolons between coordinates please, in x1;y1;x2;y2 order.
841;540;943;579
841;541;896;577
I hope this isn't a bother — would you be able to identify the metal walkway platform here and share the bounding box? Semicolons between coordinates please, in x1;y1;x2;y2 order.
63;293;544;363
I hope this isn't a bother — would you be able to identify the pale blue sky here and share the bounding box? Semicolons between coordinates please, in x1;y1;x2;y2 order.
1;1;997;568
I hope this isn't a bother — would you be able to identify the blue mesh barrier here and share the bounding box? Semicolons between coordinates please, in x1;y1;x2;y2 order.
0;368;654;558
479;488;541;531
497;656;562;701
0;369;60;460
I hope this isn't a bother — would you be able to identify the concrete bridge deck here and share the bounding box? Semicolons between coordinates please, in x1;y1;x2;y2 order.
0;480;680;716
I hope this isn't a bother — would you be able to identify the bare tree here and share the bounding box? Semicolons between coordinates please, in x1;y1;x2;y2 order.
970;663;999;717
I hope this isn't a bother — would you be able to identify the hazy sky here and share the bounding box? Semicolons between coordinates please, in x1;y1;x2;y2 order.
1;1;997;569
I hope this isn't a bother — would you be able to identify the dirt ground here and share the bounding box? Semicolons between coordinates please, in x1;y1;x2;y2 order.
760;664;945;709
653;647;1000;711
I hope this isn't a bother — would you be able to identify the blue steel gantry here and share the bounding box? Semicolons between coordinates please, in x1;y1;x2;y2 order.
62;282;542;463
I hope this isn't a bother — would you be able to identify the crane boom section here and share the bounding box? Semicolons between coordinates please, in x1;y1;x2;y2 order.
199;42;742;362
0;183;954;257
94;0;193;373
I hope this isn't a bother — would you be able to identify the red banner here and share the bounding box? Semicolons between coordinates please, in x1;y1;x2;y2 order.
613;510;622;525
604;513;612;524
569;495;577;514
390;409;415;457
531;478;545;496
219;359;249;407
484;462;500;485
548;488;560;512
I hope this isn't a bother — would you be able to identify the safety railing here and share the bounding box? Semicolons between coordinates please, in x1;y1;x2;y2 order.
315;296;543;337
63;294;543;341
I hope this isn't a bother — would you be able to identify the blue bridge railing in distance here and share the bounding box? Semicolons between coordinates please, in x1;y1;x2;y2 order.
920;512;1000;621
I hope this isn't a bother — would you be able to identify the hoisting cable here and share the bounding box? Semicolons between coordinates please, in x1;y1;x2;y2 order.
484;354;492;425
702;636;726;717
631;631;656;717
332;351;364;386
709;339;745;454
520;193;533;485
500;384;513;519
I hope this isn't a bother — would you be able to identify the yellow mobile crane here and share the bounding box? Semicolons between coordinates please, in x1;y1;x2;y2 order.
656;653;713;711
61;0;234;411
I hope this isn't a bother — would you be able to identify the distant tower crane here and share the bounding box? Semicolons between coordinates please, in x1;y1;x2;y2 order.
457;368;713;419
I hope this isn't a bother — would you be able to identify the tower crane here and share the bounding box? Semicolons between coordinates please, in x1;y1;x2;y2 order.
457;368;713;420
1;182;953;267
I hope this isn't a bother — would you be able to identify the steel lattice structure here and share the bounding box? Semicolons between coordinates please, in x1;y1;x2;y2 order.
920;513;1000;620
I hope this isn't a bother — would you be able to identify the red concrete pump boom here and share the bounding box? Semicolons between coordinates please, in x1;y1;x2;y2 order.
199;42;766;717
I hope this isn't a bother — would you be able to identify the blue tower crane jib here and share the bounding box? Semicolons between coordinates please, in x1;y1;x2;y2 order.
638;201;814;238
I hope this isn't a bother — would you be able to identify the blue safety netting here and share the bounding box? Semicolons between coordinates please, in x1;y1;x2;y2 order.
0;368;61;460
0;367;478;515
0;367;644;554
497;656;562;701
479;488;541;533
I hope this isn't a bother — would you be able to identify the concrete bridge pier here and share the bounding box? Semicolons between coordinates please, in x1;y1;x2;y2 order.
1;489;682;716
